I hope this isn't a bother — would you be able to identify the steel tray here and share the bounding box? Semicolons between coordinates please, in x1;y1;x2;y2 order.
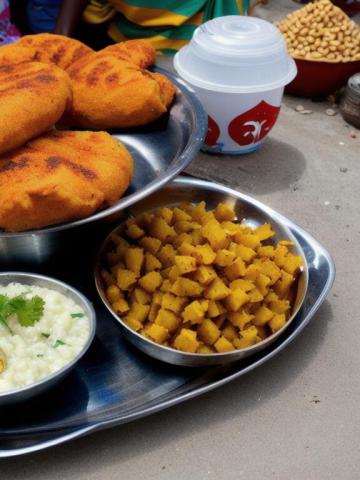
0;178;335;457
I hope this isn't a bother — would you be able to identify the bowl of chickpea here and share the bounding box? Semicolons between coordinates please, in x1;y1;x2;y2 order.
276;0;360;97
94;177;308;367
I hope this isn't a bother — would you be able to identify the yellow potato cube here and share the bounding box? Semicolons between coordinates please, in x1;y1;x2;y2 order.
128;302;150;323
106;285;122;303
228;310;254;330
174;329;199;353
224;258;246;281
162;293;187;314
196;343;214;354
257;246;276;258
160;279;172;293
125;247;144;274
233;326;259;349
183;300;205;324
269;313;286;332
275;271;294;298
171;278;204;297
214;249;236;267
112;299;130;315
153;291;163;305
214;336;235;353
178;242;195;256
269;299;290;314
236;244;257;262
139;236;162;255
201;219;229;250
224;288;250;311
283;255;303;275
172;207;192;223
221;221;241;236
244;264;260;281
198;319;221;346
191;244;216;265
248;288;264;303
146;323;169;343
274;244;288;268
155;309;181;333
173;233;192;249
174;255;197;274
222;324;238;342
168;265;181;282
256;273;271;296
157;207;173;224
214;203;236;222
161;267;171;279
257;259;281;284
116;269;138;291
174;220;199;234
214;313;227;329
207;300;226;318
148;302;160;322
157;244;176;267
149;217;176;242
230;279;254;292
204;278;231;301
101;269;115;287
234;232;261;250
144;252;162;272
253;306;274;326
132;287;151;305
124;315;143;332
126;223;145;240
138;271;163;292
193;265;217;285
191;228;204;245
199;299;209;312
255;223;275;241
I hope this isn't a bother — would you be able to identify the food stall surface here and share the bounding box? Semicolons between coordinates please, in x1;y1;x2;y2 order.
1;0;359;478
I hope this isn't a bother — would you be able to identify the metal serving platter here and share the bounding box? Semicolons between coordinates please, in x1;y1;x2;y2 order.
0;178;335;457
0;67;207;265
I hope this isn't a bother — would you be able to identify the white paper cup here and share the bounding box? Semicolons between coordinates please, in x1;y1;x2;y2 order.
174;16;297;155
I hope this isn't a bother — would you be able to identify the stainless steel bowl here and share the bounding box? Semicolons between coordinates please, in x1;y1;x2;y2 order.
0;68;207;266
0;272;96;406
95;177;308;367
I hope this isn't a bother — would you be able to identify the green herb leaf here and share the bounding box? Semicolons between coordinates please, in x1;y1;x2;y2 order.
41;332;50;338
53;339;66;348
0;295;15;334
36;354;44;358
10;295;45;327
71;313;84;318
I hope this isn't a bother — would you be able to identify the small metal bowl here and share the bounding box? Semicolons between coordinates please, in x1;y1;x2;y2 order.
95;178;308;367
0;272;96;406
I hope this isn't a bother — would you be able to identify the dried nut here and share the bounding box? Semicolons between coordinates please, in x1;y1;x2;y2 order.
277;0;360;63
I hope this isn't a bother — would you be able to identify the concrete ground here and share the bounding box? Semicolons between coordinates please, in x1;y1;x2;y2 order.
2;2;360;479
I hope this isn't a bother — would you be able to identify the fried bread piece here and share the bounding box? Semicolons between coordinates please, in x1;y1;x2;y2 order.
65;52;175;129
0;62;72;155
15;33;93;69
0;130;133;232
0;43;35;65
98;40;156;68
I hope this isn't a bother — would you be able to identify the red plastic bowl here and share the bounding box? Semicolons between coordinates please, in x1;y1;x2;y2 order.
286;58;360;97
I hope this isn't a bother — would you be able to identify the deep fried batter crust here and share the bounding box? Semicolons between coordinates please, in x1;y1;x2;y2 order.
0;130;133;232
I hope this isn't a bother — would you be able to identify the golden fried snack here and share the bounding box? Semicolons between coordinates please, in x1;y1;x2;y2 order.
16;33;93;69
65;52;176;129
0;62;72;155
0;43;35;65
99;40;156;68
0;130;133;232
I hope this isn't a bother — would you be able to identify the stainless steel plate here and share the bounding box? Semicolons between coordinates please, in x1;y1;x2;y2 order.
0;67;207;265
0;178;335;457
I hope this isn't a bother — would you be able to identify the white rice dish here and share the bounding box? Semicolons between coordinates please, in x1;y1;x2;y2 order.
0;282;90;393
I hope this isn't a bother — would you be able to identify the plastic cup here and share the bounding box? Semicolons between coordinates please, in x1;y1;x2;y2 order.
174;16;297;155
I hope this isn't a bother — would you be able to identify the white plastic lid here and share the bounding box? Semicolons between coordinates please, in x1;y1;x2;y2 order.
174;16;297;93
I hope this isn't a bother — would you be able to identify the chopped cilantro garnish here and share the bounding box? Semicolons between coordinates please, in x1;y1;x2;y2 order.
53;339;66;348
36;354;44;358
71;313;84;318
41;332;50;338
0;293;44;330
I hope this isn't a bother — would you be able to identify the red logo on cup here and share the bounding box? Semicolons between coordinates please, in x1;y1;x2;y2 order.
204;115;220;146
228;101;280;146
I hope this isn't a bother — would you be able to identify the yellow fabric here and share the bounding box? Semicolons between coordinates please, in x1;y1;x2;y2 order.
108;1;189;27
83;1;116;24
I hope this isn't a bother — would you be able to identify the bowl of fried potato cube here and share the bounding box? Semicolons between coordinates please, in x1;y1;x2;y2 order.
95;178;308;367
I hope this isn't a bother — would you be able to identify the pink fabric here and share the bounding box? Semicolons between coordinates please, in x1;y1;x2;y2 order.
0;0;20;44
